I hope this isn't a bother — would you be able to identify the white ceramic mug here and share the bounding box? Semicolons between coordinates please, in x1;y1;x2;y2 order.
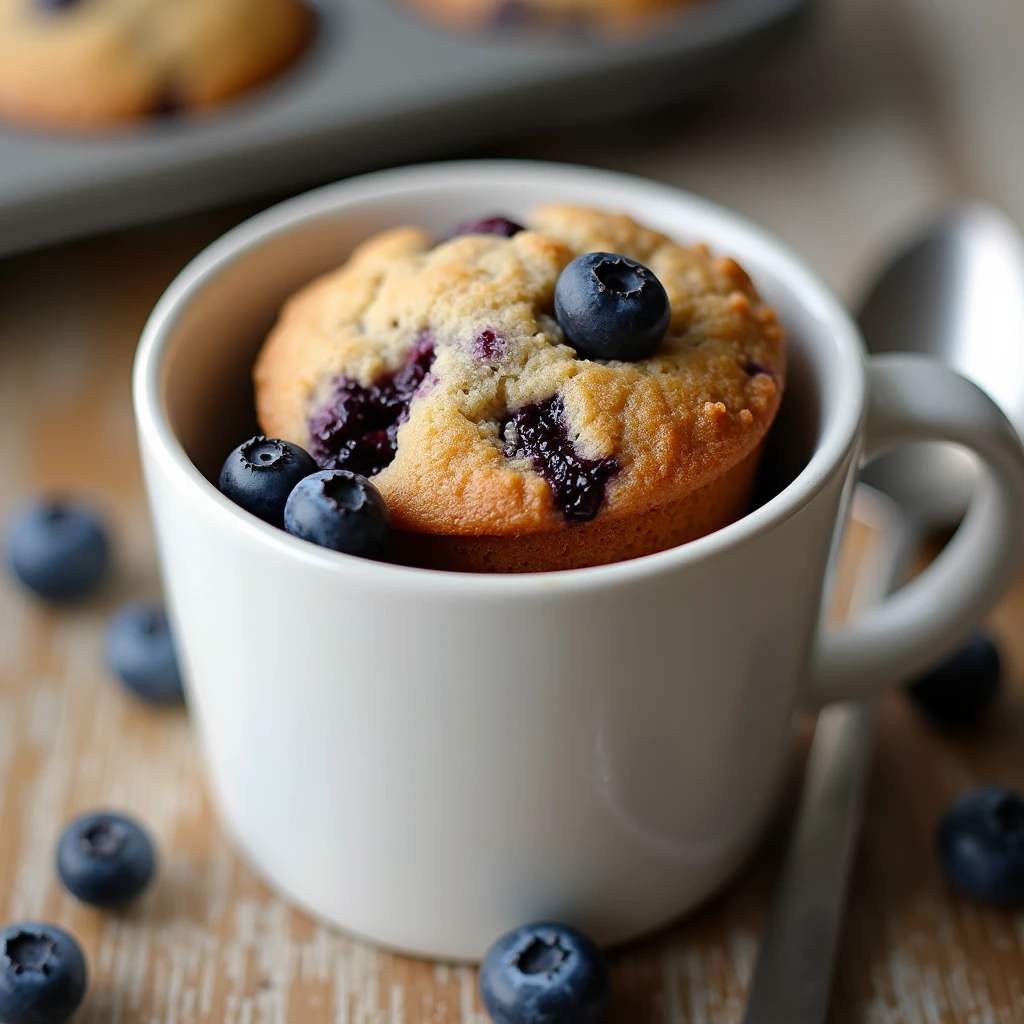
134;162;1024;961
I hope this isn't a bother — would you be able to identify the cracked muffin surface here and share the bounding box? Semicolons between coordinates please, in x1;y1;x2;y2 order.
254;205;785;569
0;0;311;129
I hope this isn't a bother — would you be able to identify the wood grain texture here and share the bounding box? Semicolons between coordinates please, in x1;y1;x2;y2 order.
2;0;1024;1017
2;219;1023;1024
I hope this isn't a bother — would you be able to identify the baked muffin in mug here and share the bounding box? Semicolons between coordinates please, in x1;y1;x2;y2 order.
254;206;785;572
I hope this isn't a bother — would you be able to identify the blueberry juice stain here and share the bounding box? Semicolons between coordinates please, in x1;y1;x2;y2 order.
504;395;618;522
308;335;435;477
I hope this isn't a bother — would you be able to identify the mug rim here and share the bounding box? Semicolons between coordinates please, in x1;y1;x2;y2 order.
134;159;866;594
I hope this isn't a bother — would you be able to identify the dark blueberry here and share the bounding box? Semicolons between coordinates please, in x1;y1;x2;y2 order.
5;501;109;602
219;436;317;527
444;217;526;241
284;470;390;558
937;786;1024;905
35;0;86;11
56;811;155;908
493;1;530;24
908;632;1002;728
744;362;774;379
106;603;183;704
475;328;505;360
504;395;618;522
555;252;670;361
479;922;609;1024
152;89;184;117
0;923;87;1024
308;336;434;477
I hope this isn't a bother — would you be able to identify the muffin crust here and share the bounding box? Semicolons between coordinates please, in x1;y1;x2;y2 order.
255;205;785;569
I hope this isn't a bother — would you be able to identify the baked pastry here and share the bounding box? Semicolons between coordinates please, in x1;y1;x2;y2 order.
0;0;311;130
254;206;785;572
404;0;701;33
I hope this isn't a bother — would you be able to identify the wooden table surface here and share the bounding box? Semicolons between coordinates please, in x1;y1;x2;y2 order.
2;0;1024;1020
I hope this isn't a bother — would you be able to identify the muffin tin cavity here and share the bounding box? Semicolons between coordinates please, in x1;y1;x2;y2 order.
0;0;808;258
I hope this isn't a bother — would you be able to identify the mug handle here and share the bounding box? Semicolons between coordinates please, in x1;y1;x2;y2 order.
807;354;1024;707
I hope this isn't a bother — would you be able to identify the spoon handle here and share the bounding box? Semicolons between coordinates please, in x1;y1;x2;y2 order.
741;486;910;1024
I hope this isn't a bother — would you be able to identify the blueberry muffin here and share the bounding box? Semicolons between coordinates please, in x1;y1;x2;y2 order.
404;0;701;33
254;207;785;573
0;0;312;130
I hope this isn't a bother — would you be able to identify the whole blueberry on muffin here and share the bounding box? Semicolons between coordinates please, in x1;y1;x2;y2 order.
0;0;312;130
404;0;702;33
254;205;785;572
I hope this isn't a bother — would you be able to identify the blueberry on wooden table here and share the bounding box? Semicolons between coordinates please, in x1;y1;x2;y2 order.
0;923;87;1024
56;812;156;908
106;602;183;703
284;470;390;558
219;436;317;528
5;501;109;602
479;922;609;1024
937;786;1024;906
555;252;671;361
908;631;1002;727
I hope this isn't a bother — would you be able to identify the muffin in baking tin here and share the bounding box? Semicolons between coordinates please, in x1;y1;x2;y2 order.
0;0;312;130
254;205;785;572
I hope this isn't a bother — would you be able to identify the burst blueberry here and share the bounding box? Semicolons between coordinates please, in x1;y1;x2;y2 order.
504;395;618;521
219;436;317;527
106;603;183;703
479;922;609;1024
937;786;1024;906
5;501;110;602
445;216;525;241
0;923;87;1024
308;337;434;477
284;470;390;558
555;251;670;361
57;812;155;908
908;632;1001;727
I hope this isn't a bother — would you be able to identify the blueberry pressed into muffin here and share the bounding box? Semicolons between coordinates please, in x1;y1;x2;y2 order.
0;0;312;129
254;205;785;572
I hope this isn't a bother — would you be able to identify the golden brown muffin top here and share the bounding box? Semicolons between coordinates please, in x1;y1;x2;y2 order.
254;205;785;536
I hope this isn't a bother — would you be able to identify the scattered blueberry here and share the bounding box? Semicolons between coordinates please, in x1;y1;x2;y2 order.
908;632;1001;728
504;395;618;521
105;603;183;703
219;436;317;527
937;786;1024;906
5;501;110;602
479;922;609;1024
445;216;525;241
308;335;434;477
56;812;156;908
284;470;390;558
555;252;670;361
0;923;87;1024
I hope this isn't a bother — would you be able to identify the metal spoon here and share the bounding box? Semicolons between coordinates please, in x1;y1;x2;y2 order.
741;203;1024;1024
861;203;1024;522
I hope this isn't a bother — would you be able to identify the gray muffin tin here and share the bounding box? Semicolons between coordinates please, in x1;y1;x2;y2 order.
0;0;809;258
